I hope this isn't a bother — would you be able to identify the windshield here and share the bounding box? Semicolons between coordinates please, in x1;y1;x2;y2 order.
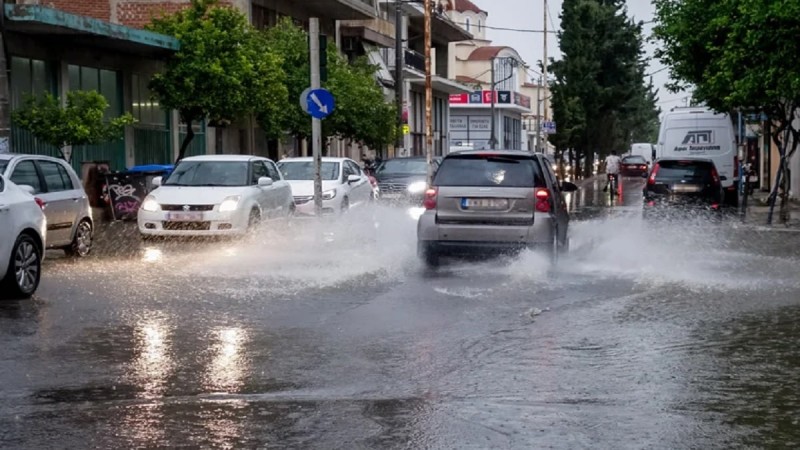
435;154;546;187
164;161;248;187
278;161;340;181
656;161;713;183
377;159;428;176
623;156;647;164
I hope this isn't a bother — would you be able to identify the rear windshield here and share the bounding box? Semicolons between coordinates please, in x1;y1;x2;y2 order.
656;160;713;182
434;154;545;187
623;156;647;164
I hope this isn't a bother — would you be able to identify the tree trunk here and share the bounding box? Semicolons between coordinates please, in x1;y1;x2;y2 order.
176;121;195;164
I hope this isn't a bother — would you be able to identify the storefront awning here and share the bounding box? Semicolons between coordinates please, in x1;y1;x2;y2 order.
4;4;179;58
408;76;472;95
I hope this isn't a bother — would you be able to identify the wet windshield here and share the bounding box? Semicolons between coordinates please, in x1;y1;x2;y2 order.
656;161;713;182
164;161;249;187
623;156;647;164
377;159;428;176
435;155;546;187
278;161;340;181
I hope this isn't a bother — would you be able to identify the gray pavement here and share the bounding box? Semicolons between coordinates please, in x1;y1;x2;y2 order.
2;176;800;448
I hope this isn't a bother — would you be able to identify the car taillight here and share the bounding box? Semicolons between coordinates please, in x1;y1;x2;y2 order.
423;187;438;210
710;203;720;210
710;166;721;185
34;197;46;210
535;188;551;213
648;163;660;185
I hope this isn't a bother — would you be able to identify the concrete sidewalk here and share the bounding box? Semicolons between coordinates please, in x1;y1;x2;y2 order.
739;190;800;229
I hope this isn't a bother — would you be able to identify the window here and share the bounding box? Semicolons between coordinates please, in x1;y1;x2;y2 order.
251;161;269;184
435;154;546;187
164;161;249;187
10;57;55;109
39;161;74;192
9;161;42;193
465;17;471;32
278;161;340;181
344;161;361;179
131;73;167;127
266;162;282;181
69;65;121;119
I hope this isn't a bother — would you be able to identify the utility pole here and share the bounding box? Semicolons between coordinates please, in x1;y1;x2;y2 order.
489;56;496;149
535;74;542;153
310;18;323;215
394;0;404;155
542;0;549;155
0;11;11;154
424;0;433;185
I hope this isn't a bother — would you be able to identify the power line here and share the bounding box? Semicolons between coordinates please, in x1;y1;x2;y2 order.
452;21;557;34
546;3;558;36
646;66;668;77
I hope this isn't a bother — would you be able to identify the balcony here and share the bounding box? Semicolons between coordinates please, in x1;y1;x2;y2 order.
339;17;395;48
380;0;471;45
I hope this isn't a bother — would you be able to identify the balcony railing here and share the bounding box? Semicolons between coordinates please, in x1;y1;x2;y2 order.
404;49;425;72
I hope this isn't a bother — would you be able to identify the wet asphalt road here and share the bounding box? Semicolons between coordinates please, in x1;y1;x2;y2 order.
3;176;800;448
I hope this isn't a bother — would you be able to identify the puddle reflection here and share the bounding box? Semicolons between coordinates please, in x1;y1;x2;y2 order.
132;315;174;398
206;327;250;393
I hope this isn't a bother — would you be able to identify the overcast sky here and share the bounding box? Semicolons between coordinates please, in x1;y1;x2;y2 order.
481;0;690;111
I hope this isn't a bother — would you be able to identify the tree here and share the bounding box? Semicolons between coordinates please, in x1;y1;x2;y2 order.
11;90;135;162
549;0;660;178
264;18;395;152
146;0;287;161
653;0;800;223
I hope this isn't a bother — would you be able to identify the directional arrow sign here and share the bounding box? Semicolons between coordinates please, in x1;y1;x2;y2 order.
303;88;335;120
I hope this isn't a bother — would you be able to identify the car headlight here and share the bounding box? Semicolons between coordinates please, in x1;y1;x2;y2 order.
407;181;427;194
322;189;336;200
141;195;160;212
219;195;241;212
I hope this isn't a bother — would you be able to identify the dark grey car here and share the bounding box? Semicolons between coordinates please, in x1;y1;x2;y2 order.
417;150;578;266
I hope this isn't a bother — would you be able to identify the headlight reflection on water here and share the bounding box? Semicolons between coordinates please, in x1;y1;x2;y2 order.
206;327;249;393
142;247;163;263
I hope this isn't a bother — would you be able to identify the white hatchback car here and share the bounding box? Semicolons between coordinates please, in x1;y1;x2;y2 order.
277;157;373;216
138;155;294;237
0;154;93;257
0;175;47;299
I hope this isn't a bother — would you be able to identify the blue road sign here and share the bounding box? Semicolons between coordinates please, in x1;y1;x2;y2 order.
303;88;336;119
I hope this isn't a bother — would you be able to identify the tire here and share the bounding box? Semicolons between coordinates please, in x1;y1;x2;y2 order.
63;219;93;258
248;208;261;230
418;242;440;268
546;231;560;266
1;234;42;300
341;197;350;213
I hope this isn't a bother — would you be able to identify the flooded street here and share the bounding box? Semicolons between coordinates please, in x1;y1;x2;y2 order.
3;177;800;448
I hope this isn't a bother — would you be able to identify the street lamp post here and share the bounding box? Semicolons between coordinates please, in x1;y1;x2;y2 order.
395;0;404;155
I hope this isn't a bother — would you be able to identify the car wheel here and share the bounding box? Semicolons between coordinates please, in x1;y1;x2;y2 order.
341;197;350;212
248;208;261;230
546;231;560;266
418;242;440;268
1;234;42;300
64;219;93;258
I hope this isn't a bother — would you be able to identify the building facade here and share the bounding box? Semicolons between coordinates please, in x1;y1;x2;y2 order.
444;0;534;151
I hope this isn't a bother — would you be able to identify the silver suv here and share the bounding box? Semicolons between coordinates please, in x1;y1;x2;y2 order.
417;150;578;265
0;154;93;257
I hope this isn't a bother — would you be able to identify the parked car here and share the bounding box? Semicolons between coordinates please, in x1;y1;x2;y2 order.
417;150;578;266
0;153;93;257
620;155;649;177
137;155;293;238
0;175;47;299
277;157;373;216
643;157;724;220
374;157;441;204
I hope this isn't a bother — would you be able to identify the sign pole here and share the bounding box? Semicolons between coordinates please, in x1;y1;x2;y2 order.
489;56;496;149
542;0;549;154
310;18;323;216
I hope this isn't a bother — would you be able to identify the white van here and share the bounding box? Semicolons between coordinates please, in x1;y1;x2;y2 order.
630;143;656;164
657;107;738;206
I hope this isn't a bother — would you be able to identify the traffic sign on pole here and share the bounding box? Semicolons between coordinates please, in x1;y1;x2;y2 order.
302;88;335;120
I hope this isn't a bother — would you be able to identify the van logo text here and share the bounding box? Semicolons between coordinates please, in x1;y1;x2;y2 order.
682;130;714;145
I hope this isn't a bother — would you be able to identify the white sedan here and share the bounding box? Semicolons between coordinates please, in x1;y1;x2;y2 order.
138;155;294;237
0;175;47;299
277;157;373;216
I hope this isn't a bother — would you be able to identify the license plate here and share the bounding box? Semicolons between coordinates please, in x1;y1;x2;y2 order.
671;184;702;193
167;212;204;221
461;198;509;210
381;193;403;199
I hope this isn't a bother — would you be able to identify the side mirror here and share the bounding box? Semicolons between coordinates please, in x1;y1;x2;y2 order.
258;176;274;187
151;176;163;187
18;184;36;195
347;174;362;183
560;181;579;192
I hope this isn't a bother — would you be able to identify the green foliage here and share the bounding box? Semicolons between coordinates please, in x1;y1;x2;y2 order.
264;18;396;150
549;0;660;177
11;90;135;160
146;0;287;158
653;0;800;219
